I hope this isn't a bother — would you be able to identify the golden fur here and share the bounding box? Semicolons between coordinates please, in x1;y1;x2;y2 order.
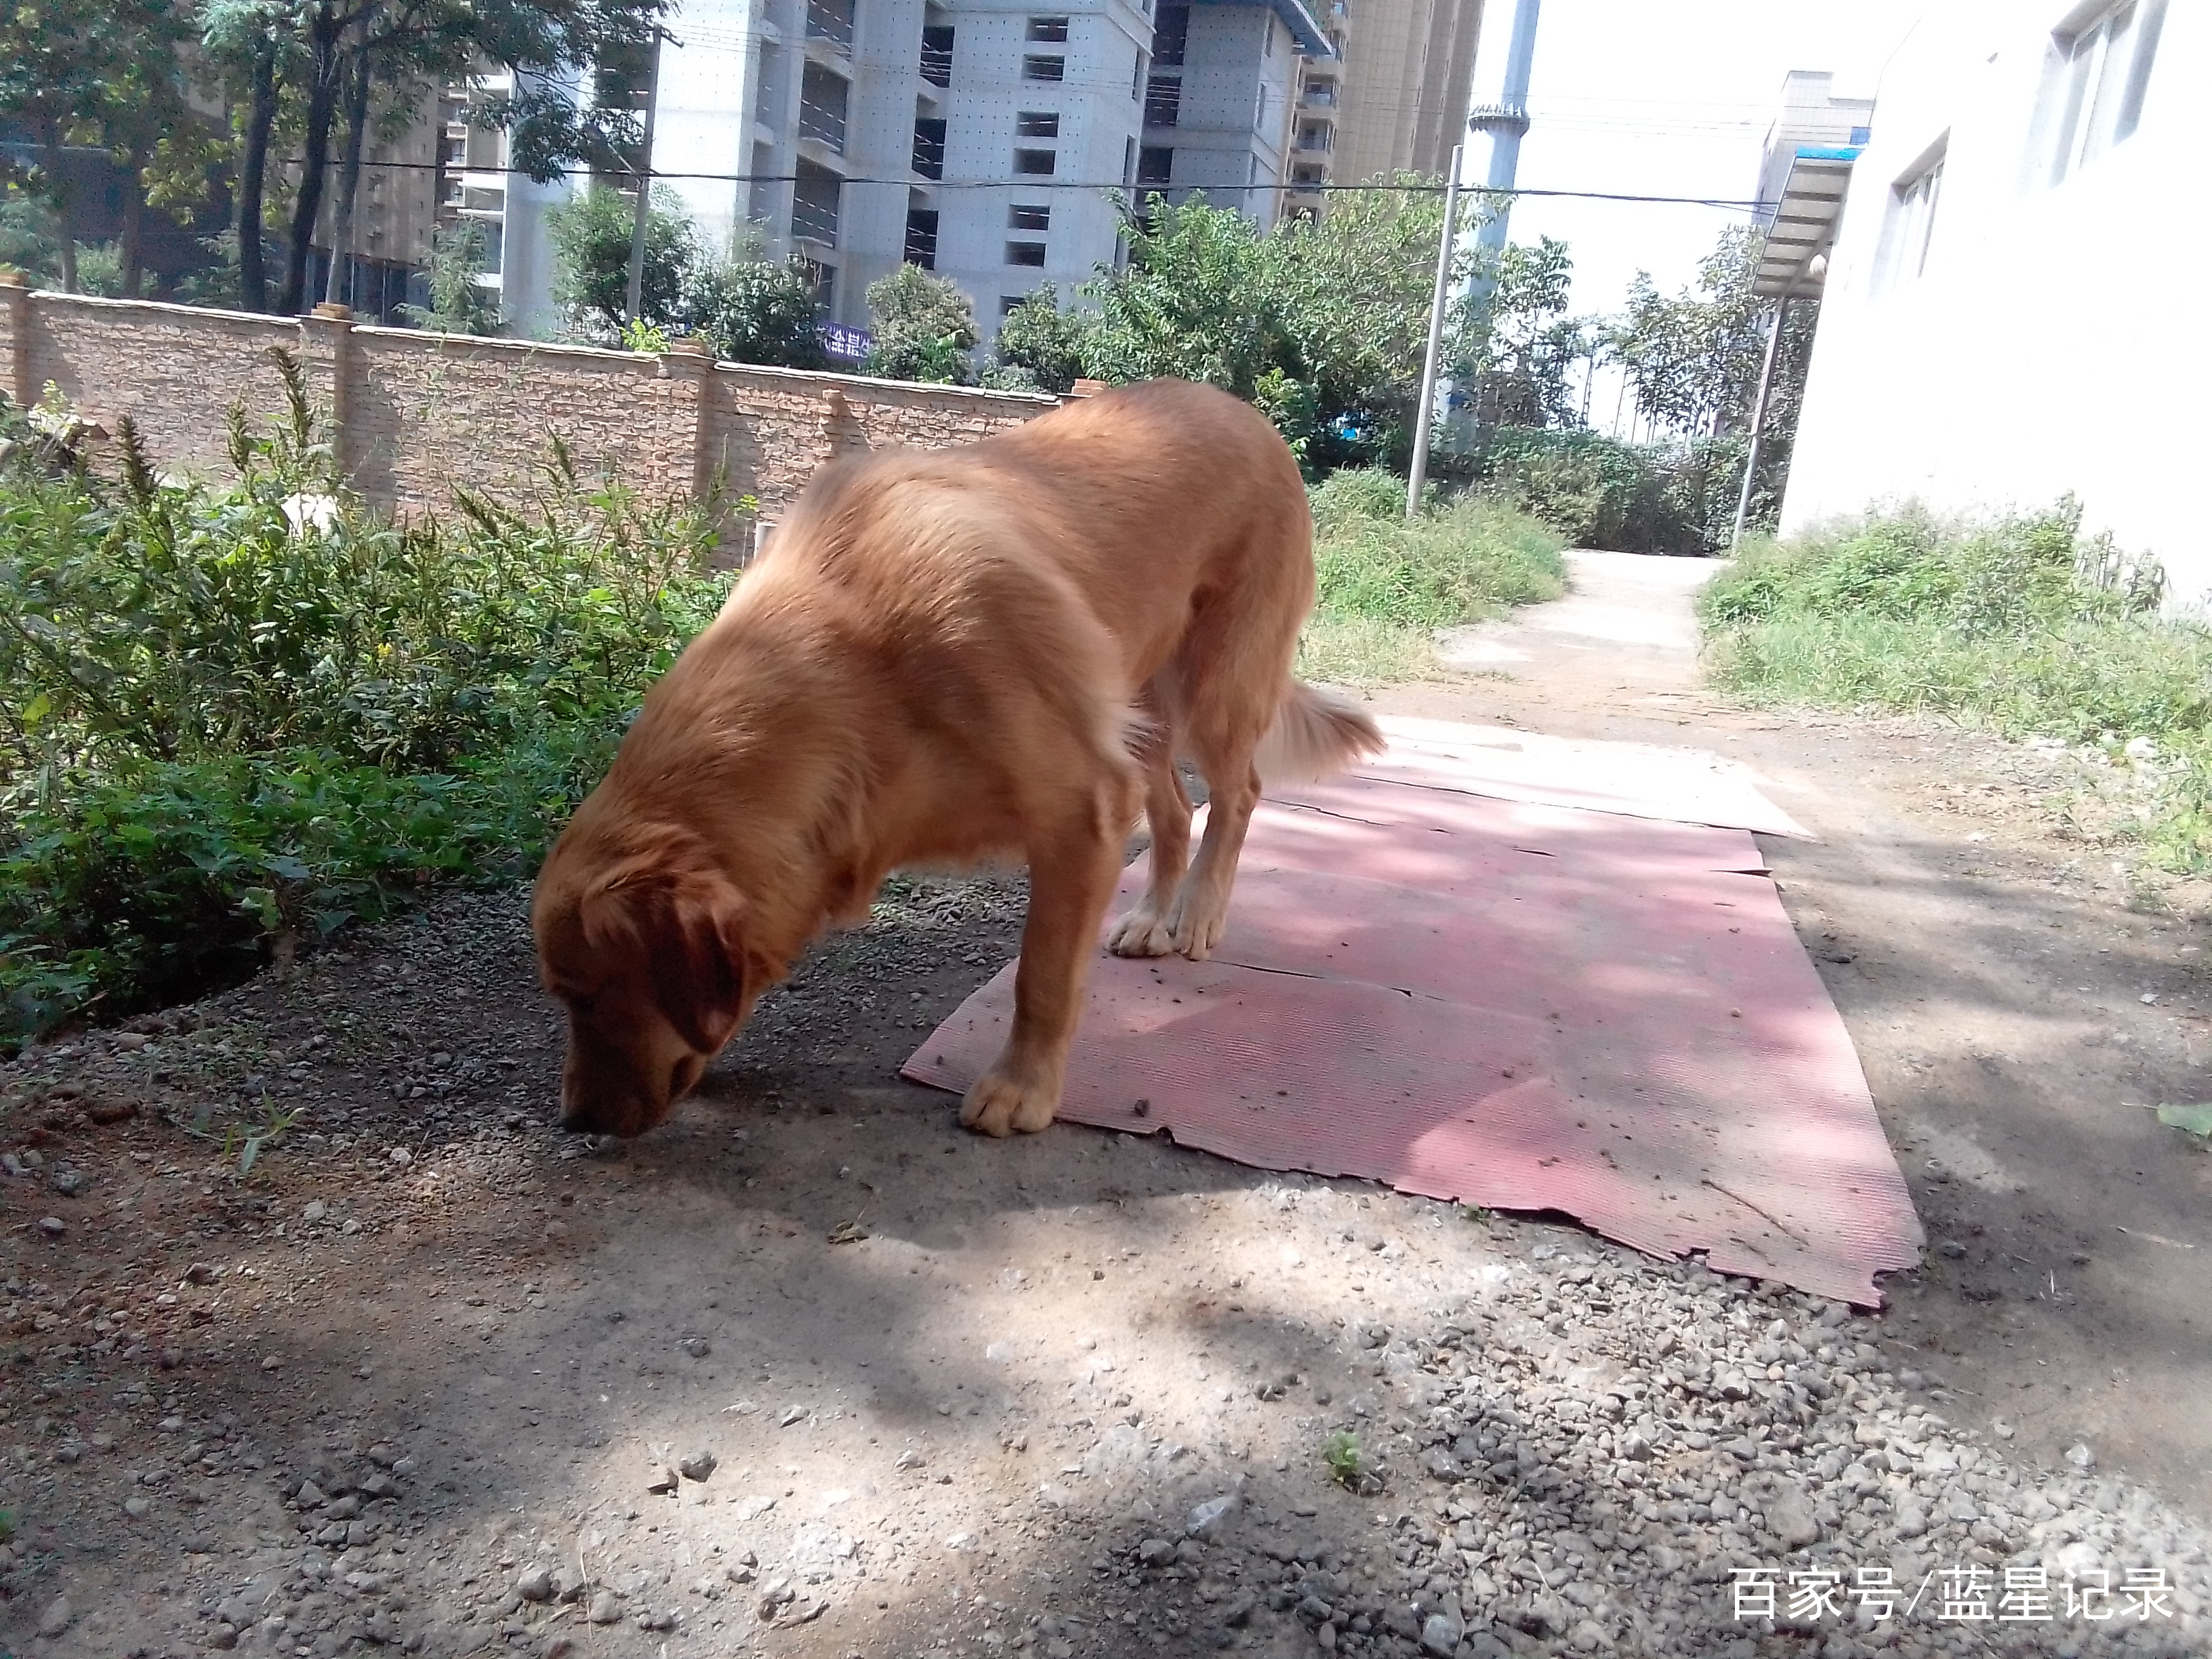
531;378;1382;1138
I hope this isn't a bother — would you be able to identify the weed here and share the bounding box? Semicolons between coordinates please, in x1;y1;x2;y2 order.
1460;1205;1494;1225
0;371;730;1045
1299;470;1566;684
1702;502;2212;872
1322;1429;1366;1488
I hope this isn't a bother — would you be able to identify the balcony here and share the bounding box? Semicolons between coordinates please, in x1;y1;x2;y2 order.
1300;81;1337;108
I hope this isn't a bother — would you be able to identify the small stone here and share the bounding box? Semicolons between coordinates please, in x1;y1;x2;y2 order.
124;1494;152;1518
1894;1497;1929;1538
37;1595;74;1637
1569;1618;1611;1652
1418;1611;1462;1658
1766;1480;1819;1549
516;1564;555;1602
779;1404;806;1428
678;1450;717;1481
260;1354;282;1372
681;1338;710;1358
302;1200;327;1223
37;1216;64;1237
1186;1493;1239;1540
52;1168;87;1196
296;1479;327;1507
586;1590;623;1624
2066;1442;2096;1469
1138;1538;1176;1568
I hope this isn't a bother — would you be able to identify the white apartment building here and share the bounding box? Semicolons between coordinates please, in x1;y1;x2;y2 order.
1779;0;2207;607
447;0;1347;340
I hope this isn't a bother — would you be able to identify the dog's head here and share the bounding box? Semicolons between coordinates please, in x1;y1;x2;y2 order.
531;837;775;1138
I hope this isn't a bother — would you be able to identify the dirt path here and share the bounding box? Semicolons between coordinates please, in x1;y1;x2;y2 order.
0;553;2207;1659
1410;551;2212;1515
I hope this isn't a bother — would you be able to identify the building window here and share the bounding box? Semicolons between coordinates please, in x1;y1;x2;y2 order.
799;62;849;152
1006;241;1048;267
1022;55;1065;81
1017;110;1060;137
1000;295;1026;317
912;117;947;180
1295;121;1331;152
1123;135;1137;187
1014;148;1057;176
1145;75;1181;127
920;24;954;87
1874;146;1943;292
1026;16;1069;41
1151;5;1189;67
1137;144;1173;186
1009;203;1051;230
2041;0;2165;184
793;161;842;246
905;207;940;270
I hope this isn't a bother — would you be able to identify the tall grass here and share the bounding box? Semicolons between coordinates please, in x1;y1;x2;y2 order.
0;357;730;1044
1299;469;1567;683
1702;501;2212;869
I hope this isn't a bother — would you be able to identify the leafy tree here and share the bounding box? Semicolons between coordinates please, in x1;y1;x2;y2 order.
1081;180;1459;469
989;285;1092;393
0;188;63;284
862;264;978;384
1084;195;1283;396
396;219;503;334
0;0;126;291
198;0;295;310
545;184;694;340
1454;237;1599;430
679;255;825;368
1612;225;1815;440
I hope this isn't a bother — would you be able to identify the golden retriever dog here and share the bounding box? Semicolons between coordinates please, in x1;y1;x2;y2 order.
532;378;1380;1139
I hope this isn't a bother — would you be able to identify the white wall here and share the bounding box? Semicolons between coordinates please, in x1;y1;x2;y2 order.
1782;0;2209;608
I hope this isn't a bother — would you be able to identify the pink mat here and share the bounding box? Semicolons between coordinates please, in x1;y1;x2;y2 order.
902;726;1921;1305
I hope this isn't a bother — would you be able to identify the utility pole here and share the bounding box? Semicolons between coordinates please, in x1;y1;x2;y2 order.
625;30;665;328
1407;144;1465;523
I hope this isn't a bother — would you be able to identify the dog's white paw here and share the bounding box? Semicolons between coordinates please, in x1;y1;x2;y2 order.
1165;893;1229;961
960;1069;1061;1136
1105;905;1176;957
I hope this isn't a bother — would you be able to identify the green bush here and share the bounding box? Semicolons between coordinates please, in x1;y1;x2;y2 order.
1471;426;1763;557
1702;502;2212;869
0;357;730;1046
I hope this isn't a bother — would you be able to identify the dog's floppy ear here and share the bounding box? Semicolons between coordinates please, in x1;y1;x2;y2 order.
653;869;754;1051
579;860;756;1051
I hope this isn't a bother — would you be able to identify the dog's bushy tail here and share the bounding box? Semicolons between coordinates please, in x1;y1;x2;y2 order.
1254;680;1385;785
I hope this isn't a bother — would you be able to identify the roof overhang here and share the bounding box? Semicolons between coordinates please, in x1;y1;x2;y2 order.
1754;145;1860;299
1190;0;1336;58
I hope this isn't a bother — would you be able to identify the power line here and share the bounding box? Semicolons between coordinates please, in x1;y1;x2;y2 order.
327;153;1763;207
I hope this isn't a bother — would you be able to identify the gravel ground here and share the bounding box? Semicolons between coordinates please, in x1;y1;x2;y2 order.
1;874;2207;1659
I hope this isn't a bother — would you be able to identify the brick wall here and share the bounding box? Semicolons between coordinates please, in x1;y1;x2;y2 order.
0;277;1059;538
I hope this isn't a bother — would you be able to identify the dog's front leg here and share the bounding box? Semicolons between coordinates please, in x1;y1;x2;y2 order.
962;791;1130;1136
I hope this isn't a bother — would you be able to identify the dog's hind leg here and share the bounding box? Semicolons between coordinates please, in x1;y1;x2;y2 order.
962;771;1137;1136
1105;699;1192;958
